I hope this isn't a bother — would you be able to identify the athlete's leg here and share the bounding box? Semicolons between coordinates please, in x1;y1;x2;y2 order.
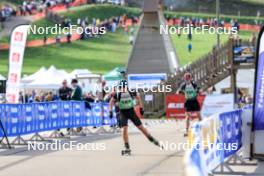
185;112;191;136
196;111;202;121
137;125;150;138
137;125;161;146
123;126;129;145
120;111;130;150
130;110;161;147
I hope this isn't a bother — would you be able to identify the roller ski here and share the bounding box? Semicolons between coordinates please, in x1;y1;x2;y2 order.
121;148;131;156
148;136;164;150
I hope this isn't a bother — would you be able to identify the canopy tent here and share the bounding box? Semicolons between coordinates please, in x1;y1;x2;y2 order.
21;67;47;83
25;66;70;89
103;67;126;88
0;74;6;80
70;69;92;78
103;67;126;81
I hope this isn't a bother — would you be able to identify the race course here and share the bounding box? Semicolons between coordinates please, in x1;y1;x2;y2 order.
0;120;186;176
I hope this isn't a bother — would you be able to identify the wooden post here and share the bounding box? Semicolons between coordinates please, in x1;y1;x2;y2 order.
230;40;238;104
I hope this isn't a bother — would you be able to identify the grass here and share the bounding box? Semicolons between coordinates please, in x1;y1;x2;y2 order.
164;11;264;25
168;0;264;17
62;4;141;21
172;30;253;66
0;4;255;76
0;29;132;76
1;4;260;44
0;5;141;44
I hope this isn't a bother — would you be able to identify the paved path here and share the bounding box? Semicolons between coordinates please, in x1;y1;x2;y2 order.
0;120;263;176
0;16;33;37
0;120;186;176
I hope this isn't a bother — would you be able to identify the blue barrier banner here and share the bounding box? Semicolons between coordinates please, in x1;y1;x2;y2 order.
0;101;116;137
185;109;245;176
254;27;264;131
219;110;242;158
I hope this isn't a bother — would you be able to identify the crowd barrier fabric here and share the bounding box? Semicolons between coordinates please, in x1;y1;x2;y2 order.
166;94;205;119
185;107;247;176
0;101;117;137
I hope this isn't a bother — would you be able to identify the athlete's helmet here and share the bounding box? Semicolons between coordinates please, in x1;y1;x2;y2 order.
183;72;192;81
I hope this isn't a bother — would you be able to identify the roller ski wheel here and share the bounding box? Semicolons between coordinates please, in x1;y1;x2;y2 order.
121;149;131;156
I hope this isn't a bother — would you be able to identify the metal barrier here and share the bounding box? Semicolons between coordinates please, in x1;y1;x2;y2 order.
0;101;117;147
185;106;253;176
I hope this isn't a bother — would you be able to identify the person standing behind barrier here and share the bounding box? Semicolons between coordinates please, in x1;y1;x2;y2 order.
71;79;82;101
71;79;83;133
59;80;72;101
177;72;201;137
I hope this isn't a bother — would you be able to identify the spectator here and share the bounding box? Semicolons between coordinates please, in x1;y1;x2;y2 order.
45;92;53;101
59;80;72;100
56;35;61;45
71;79;83;132
43;35;47;46
71;79;82;101
188;43;192;53
66;32;72;43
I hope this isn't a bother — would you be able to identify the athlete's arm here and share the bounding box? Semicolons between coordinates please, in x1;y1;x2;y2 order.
177;83;185;94
135;95;143;108
109;97;114;111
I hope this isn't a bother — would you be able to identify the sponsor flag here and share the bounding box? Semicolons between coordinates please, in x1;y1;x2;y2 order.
253;26;264;131
6;25;30;103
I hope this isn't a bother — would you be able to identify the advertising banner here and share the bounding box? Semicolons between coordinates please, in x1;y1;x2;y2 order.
253;27;264;130
185;109;243;176
6;25;30;103
166;94;205;119
128;73;167;89
233;46;255;63
252;26;264;157
201;94;234;118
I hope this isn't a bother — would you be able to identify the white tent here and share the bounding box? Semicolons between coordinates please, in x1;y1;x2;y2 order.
21;67;47;83
70;69;92;78
0;74;6;80
25;66;70;89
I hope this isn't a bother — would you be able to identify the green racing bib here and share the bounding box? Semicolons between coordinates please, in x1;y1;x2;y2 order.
119;92;135;110
184;84;197;100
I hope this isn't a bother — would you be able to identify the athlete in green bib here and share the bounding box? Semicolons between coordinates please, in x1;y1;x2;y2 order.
178;72;202;137
109;79;162;155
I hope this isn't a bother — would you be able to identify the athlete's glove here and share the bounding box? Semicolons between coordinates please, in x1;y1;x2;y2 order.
109;111;113;119
140;107;144;116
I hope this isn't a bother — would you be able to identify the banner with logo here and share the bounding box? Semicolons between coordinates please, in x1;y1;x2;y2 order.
185;109;243;176
128;73;167;89
252;26;264;157
166;94;205;119
253;26;264;131
201;94;234;118
6;25;30;103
